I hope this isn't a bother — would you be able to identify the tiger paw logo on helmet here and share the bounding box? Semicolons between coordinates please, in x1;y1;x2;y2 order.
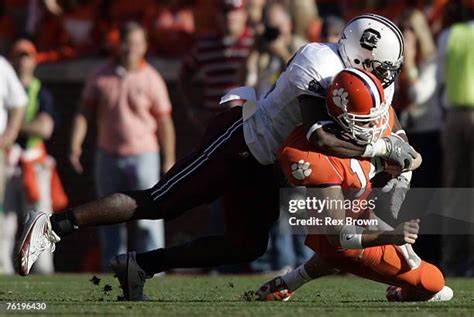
291;160;312;180
332;88;349;110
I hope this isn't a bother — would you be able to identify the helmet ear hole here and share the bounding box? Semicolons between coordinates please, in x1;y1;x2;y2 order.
354;59;360;64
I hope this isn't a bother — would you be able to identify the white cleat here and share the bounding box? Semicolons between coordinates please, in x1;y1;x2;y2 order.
428;286;454;302
16;211;60;276
386;285;453;302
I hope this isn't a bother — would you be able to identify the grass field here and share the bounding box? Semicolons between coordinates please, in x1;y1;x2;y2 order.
0;274;473;316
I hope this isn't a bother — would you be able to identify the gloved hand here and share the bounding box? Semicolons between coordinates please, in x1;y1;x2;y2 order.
382;135;418;170
381;172;411;219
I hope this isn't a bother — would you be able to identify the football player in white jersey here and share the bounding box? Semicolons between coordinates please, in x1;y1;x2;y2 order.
239;14;410;166
16;13;419;301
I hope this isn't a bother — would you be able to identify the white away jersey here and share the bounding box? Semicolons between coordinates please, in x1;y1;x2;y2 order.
243;42;394;165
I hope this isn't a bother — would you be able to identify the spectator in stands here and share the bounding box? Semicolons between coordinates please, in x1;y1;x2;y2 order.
180;0;254;130
35;0;101;62
248;3;311;273
247;0;266;32
437;0;474;276
192;0;219;35
248;2;306;96
99;0;155;53
425;0;450;36
397;9;442;188
147;0;195;57
320;15;345;43
395;9;442;266
3;39;67;275
102;0;154;27
284;0;321;42
69;22;176;271
0;2;19;55
0;52;27;274
341;0;407;21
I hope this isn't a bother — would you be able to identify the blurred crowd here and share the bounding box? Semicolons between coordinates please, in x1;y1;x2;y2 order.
0;0;453;61
0;0;473;277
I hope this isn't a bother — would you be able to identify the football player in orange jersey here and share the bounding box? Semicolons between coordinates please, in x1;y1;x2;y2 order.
256;68;453;302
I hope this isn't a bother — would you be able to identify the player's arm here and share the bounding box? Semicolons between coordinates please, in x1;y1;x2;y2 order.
69;103;93;174
300;95;419;170
0;106;26;149
361;220;420;247
299;94;366;157
320;185;420;248
0;60;27;149
156;113;176;173
20;112;54;140
20;90;55;140
389;105;408;141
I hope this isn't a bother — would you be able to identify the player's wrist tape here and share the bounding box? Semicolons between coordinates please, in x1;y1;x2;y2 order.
339;225;365;249
400;170;412;183
362;138;387;158
306;121;333;141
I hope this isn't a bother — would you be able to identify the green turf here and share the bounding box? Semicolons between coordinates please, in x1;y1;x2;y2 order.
0;274;473;316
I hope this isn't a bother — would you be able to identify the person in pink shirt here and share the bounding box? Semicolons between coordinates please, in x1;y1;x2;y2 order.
69;22;176;271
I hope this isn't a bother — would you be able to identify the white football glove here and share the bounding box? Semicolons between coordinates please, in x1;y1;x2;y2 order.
381;171;412;219
382;135;418;170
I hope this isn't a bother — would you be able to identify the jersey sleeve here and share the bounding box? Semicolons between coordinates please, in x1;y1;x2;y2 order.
286;43;343;99
278;127;343;187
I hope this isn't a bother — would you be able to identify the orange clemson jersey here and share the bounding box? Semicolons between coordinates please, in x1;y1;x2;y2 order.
279;106;396;191
279;107;396;256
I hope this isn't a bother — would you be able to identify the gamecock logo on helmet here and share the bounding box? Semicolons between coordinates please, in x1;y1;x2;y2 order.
360;28;381;51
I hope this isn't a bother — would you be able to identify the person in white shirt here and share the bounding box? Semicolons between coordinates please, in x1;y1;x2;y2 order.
0;55;28;274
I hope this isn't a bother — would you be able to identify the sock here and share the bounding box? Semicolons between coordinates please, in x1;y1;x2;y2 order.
135;236;254;276
50;209;78;237
135;249;166;276
281;263;313;292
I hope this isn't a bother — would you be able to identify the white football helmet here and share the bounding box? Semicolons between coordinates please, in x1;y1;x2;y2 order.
338;14;404;88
